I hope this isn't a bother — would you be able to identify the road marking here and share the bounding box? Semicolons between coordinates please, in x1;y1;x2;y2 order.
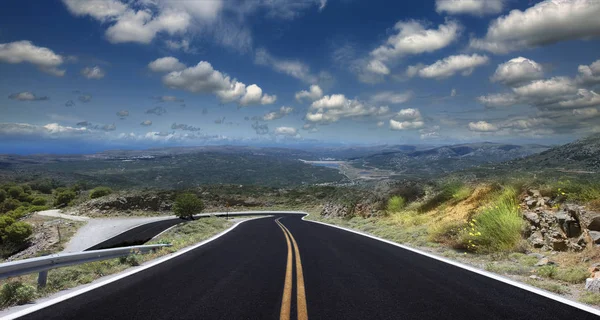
278;221;308;320
275;219;293;320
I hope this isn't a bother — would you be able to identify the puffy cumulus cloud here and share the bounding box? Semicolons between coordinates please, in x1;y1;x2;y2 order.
171;122;201;131
62;0;127;21
0;40;65;76
512;77;578;103
252;121;269;135
81;66;105;79
468;121;499;132
274;126;299;137
469;0;600;54
255;48;324;84
557;89;600;108
116;110;129;118
140;120;153;126
154;95;183;102
491;57;544;86
407;54;488;79
78;94;92;103
370;91;413;105
262;106;294;121
8;92;49;101
363;19;461;81
307;94;390;124
239;84;277;106
295;85;323;102
435;0;504;16
105;8;191;44
148;57;186;73
577;59;600;86
389;108;424;130
0;122;89;138
146;106;167;115
162;61;275;105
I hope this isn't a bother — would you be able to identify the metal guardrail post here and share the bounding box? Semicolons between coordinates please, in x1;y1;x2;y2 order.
38;270;48;288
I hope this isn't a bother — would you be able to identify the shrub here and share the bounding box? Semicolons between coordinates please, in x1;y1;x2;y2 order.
555;267;589;284
90;187;113;199
0;189;6;203
54;190;76;207
386;196;406;213
0;199;21;213
537;265;557;278
3;221;33;245
29;180;56;194
7;186;23;199
0;282;37;307
119;254;140;266
18;193;34;203
173;193;204;219
31;197;47;206
460;187;524;252
580;292;600;305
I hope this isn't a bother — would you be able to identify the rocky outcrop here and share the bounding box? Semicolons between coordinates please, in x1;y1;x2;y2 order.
522;190;598;252
321;201;379;218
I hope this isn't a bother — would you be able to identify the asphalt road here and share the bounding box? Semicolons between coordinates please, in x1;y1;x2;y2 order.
19;215;599;320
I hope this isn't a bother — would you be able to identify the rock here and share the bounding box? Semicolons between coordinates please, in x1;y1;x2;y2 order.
528;190;542;198
586;278;600;293
528;231;545;248
551;239;568;251
529;275;541;280
527;200;538;209
554;212;568;224
535;257;555;266
524;211;540;225
589;231;600;244
564;220;582;238
588;215;600;231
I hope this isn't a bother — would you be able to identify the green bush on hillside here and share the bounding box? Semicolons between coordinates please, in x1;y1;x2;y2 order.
461;187;524;252
0;190;6;203
0;199;21;213
89;187;113;199
173;193;204;219
54;190;76;207
7;186;23;199
0;282;37;307
31;198;47;206
386;196;406;213
2;222;33;245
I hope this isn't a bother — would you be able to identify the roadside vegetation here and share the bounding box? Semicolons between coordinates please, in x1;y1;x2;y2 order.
0;216;235;309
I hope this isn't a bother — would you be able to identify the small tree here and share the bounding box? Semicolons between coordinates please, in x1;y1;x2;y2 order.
7;186;23;199
173;193;204;219
386;196;406;213
54;190;76;207
90;187;113;199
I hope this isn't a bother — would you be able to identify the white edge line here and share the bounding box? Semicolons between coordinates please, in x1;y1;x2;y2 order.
1;215;271;320
301;213;600;316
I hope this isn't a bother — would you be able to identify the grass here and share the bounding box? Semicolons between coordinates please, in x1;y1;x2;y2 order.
460;187;524;253
525;279;570;294
485;262;531;276
580;292;600;305
0;217;233;310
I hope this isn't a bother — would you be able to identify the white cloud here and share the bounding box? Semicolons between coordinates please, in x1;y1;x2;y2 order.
104;9;191;44
558;89;600;108
371;20;461;62
577;59;600;86
389;108;425;130
0;40;65;76
370;91;413;105
8;92;49;101
239;84;277;106
165;39;194;53
469;0;600;53
407;54;488;79
491;57;544;86
148;57;186;72
161;61;275;105
0;122;89;137
450;88;457;97
572;107;599;117
468;121;499;132
477;93;519;107
435;0;504;16
62;0;127;21
141;120;153;126
255;48;322;84
81;66;105;79
307;94;390;123
262;106;294;121
295;85;323;102
366;59;390;75
512;77;578;102
274;126;299;137
377;121;385;127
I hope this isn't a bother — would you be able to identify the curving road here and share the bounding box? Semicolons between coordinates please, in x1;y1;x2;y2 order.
15;215;599;320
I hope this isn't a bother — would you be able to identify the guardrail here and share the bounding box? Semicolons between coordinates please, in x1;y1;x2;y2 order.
0;244;170;287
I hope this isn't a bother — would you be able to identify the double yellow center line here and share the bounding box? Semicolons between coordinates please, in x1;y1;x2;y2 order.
275;218;308;320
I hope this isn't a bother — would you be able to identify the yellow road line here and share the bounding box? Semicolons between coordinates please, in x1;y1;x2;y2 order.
279;221;309;320
276;219;293;320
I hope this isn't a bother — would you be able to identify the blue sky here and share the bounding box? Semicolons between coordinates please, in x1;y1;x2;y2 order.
1;0;600;154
